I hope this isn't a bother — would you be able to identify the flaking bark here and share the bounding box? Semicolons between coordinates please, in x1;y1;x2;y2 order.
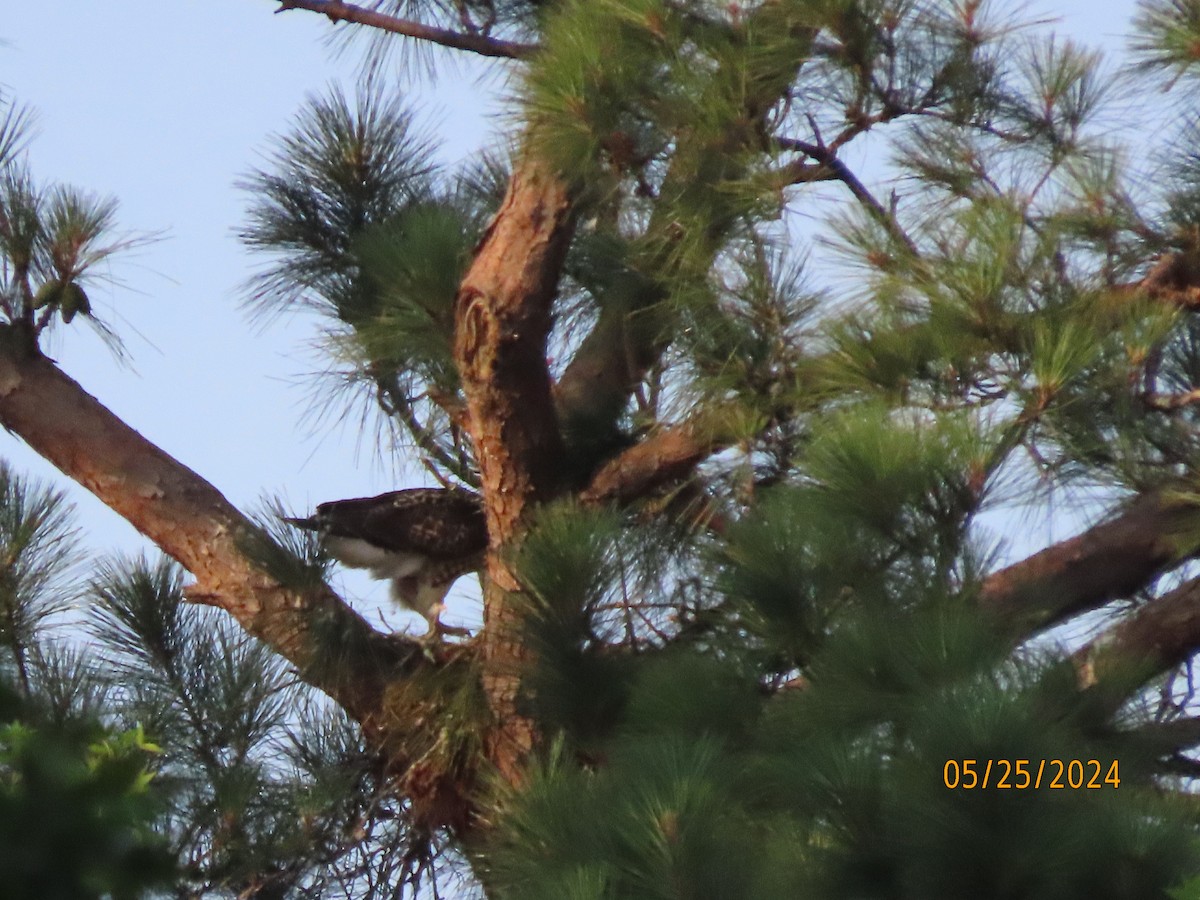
0;325;416;728
453;157;576;782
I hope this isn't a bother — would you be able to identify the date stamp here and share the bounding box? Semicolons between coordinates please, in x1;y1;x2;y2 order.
943;759;1120;790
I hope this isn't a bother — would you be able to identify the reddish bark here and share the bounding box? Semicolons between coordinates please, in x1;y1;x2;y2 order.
580;413;734;506
978;492;1195;629
1074;574;1200;693
453;158;576;782
0;326;412;727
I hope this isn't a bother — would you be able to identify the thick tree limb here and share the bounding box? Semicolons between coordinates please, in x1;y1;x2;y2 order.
1073;575;1200;695
453;158;575;781
0;326;415;727
1129;715;1200;756
454;158;574;540
978;492;1196;629
553;289;667;451
579;410;739;507
274;0;537;59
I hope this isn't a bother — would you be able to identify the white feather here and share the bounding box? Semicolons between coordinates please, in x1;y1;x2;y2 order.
323;536;424;581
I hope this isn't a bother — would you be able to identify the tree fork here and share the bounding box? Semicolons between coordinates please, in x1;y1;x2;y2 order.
545;5;816;458
453;157;576;782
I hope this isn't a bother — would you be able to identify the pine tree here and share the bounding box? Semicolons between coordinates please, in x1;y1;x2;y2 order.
10;0;1200;896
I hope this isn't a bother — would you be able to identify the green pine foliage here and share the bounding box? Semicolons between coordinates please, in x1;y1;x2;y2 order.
0;681;175;900
18;0;1200;897
239;84;489;485
223;1;1200;894
459;1;1200;895
483;666;1198;899
0;464;171;898
0;89;149;352
0;459;468;897
85;556;442;896
486;494;1200;898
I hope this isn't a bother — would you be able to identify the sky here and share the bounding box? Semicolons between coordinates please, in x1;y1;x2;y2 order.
3;1;1147;634
3;2;511;632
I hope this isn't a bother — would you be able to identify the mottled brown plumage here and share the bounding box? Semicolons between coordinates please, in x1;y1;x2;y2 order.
285;488;487;637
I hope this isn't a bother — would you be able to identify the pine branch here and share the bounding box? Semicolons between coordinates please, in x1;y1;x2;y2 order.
673;487;1200;693
574;274;1200;645
978;492;1195;629
373;373;478;487
0;324;420;725
1073;573;1200;697
579;411;738;507
452;157;575;781
1131;715;1200;756
273;0;537;59
1142;388;1200;410
777;135;919;256
553;10;819;468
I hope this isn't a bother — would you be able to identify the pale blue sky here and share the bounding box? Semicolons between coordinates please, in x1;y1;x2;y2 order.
4;1;1146;633
4;2;510;631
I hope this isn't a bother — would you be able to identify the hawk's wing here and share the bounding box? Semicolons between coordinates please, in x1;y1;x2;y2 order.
316;488;487;560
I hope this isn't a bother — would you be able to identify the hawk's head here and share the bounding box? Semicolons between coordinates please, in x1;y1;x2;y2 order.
285;488;487;637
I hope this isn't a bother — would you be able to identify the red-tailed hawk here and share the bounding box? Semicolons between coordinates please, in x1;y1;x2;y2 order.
285;488;487;638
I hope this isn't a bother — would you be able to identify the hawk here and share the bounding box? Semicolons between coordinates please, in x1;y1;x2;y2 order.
285;488;487;638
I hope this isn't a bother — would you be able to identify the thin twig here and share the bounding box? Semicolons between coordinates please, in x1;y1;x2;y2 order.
275;0;537;59
777;135;919;256
374;375;479;487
